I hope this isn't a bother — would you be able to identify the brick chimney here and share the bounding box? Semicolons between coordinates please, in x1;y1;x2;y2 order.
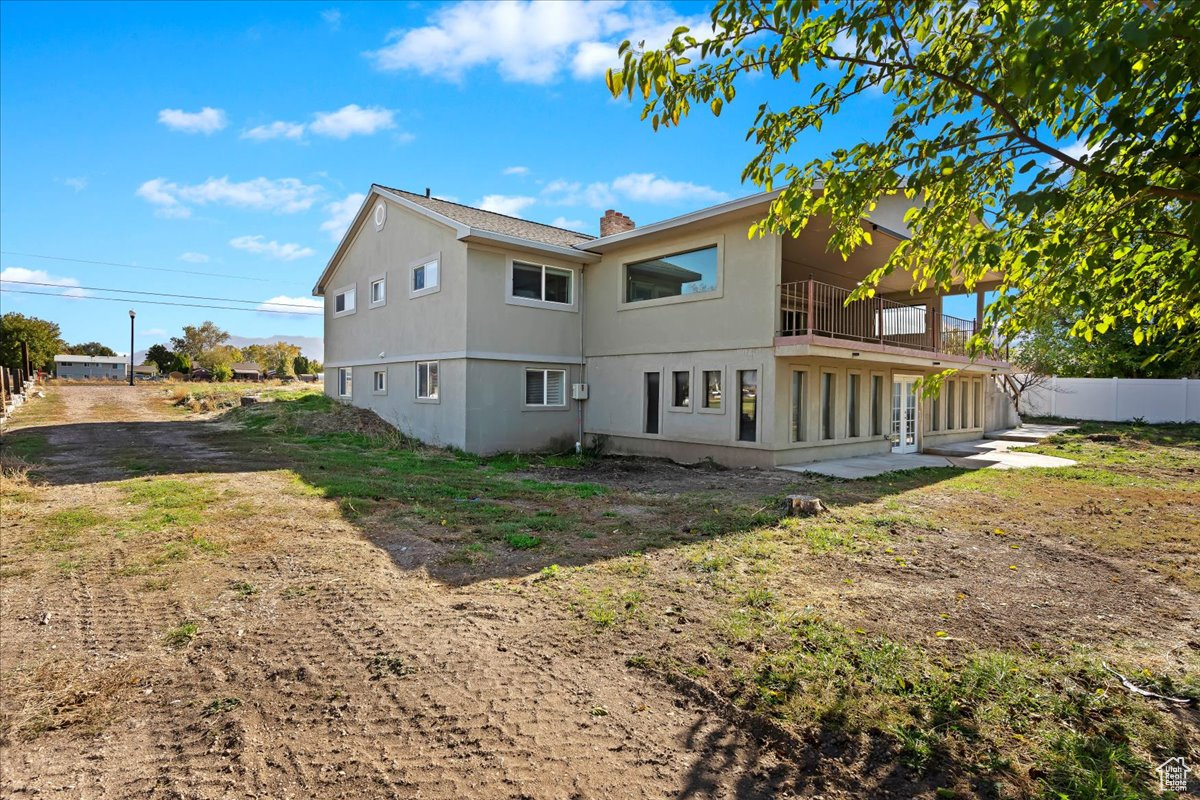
600;209;635;237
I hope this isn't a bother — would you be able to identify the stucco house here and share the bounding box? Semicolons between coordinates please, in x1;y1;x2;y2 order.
54;355;129;380
313;185;1015;467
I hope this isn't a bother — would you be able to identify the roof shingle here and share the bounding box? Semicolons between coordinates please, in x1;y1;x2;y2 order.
379;186;594;248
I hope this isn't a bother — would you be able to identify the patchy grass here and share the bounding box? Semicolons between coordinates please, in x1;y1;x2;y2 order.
163;621;199;648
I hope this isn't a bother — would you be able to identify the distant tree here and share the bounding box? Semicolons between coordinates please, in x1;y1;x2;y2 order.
1011;313;1200;380
171;352;192;374
293;355;312;375
170;321;230;360
609;0;1200;366
0;312;65;371
144;344;176;374
65;341;118;357
243;341;300;376
196;344;243;372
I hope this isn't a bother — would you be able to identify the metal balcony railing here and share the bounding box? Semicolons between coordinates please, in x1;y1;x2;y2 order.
778;279;982;357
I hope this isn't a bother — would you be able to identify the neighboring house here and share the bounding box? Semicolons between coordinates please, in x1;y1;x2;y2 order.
54;355;129;380
230;362;262;381
133;364;159;379
314;185;1014;466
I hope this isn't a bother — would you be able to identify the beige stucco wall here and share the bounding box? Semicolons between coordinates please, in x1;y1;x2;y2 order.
464;245;585;361
464;359;583;454
583;211;780;356
325;359;468;449
322;198;468;368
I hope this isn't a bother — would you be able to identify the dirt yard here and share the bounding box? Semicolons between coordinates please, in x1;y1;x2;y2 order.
1;384;1197;799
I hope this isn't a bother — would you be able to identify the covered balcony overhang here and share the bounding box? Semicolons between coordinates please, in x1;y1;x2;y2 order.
773;216;1008;369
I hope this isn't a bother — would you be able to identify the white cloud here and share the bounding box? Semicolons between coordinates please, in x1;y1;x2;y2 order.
1059;139;1098;163
158;107;228;135
503;165;530;176
257;295;323;315
0;266;85;298
366;0;706;84
610;173;728;204
136;176;322;216
541;172;727;208
309;104;395;139
320;192;367;241
549;216;586;230
477;194;537;216
63;177;88;192
229;235;316;261
321;8;342;30
179;252;210;263
242;120;306;141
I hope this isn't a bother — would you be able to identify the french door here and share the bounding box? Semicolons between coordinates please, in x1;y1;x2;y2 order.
890;376;920;454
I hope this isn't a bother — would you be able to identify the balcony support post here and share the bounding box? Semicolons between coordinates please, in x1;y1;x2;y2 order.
805;278;814;336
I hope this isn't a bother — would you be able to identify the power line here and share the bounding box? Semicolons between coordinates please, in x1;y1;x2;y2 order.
1;250;274;283
0;287;321;316
0;278;321;309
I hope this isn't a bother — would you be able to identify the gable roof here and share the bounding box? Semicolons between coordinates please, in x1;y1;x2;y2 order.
379;187;594;249
54;354;127;364
230;362;261;373
313;185;601;295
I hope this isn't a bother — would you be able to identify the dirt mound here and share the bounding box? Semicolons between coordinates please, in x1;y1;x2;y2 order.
294;402;405;441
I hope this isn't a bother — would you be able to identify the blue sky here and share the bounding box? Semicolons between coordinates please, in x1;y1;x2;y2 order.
0;0;978;357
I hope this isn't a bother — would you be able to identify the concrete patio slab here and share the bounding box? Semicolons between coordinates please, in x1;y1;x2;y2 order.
984;424;1075;443
780;429;1077;478
779;453;957;479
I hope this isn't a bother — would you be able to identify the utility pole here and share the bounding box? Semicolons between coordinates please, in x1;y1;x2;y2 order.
128;310;136;386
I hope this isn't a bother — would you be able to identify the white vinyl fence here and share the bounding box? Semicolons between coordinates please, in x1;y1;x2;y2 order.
1019;376;1199;423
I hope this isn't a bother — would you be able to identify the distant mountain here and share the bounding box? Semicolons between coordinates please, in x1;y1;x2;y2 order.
131;335;323;366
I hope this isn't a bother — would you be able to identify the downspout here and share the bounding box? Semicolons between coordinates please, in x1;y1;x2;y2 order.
576;264;586;454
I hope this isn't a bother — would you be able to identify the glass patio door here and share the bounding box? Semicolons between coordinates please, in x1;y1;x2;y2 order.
890;376;919;454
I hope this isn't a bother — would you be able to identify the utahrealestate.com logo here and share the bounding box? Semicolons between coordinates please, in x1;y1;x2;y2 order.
1157;756;1191;793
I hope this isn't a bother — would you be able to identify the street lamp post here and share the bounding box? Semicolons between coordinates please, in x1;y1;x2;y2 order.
128;310;136;386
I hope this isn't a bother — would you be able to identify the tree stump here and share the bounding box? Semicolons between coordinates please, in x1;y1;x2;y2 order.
240;396;259;407
785;494;825;516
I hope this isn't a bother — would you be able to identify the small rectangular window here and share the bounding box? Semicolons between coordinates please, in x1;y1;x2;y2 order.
737;370;757;442
671;370;690;409
412;259;439;295
333;286;355;315
416;361;439;399
871;375;884;436
821;372;835;440
702;370;722;410
946;381;957;430
511;261;572;305
525;369;566;407
848;373;861;438
370;277;386;306
931;391;941;432
791;370;806;443
625;245;718;303
373;369;387;393
338;367;352;398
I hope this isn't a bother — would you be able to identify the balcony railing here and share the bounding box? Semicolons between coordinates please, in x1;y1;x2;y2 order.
778;279;980;357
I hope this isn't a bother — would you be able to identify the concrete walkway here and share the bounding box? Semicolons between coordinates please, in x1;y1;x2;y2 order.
780;425;1077;479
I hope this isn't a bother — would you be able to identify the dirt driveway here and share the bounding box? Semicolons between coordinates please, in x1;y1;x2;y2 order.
0;386;806;799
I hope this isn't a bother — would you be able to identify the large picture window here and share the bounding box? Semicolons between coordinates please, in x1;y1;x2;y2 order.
511;262;572;305
525;369;566;407
625;245;718;303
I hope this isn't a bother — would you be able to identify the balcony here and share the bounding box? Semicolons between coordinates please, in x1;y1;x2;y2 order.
777;279;1003;361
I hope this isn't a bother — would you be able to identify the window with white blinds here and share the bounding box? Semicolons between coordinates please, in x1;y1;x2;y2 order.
524;369;566;407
